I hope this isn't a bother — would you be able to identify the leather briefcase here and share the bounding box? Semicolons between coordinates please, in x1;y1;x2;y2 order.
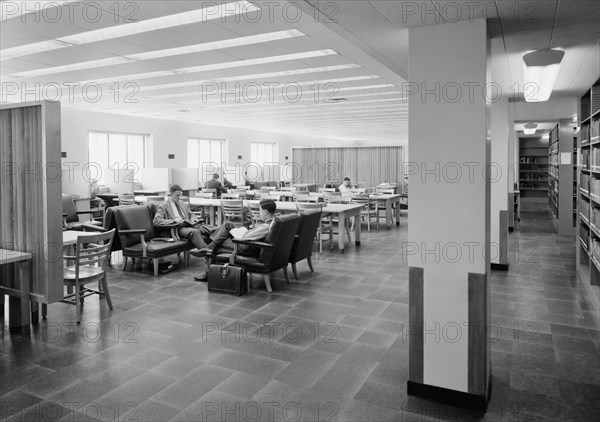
207;263;248;296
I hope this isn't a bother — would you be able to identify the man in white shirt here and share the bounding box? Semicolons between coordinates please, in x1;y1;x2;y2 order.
338;177;353;193
153;184;215;254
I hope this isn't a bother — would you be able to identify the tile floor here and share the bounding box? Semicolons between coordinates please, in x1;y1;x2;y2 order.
1;208;599;421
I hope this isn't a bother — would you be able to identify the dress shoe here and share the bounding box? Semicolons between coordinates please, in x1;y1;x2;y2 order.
190;248;212;257
194;272;208;282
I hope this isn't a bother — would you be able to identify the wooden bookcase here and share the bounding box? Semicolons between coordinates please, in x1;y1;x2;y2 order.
576;77;600;296
548;124;560;218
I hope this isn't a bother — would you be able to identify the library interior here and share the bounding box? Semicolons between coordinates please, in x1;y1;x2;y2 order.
1;1;599;421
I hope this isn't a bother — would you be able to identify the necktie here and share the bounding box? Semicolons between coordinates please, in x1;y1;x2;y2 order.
174;201;184;218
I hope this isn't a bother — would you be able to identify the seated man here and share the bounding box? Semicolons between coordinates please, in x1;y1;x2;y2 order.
153;184;215;256
193;199;276;282
205;173;227;197
338;177;354;193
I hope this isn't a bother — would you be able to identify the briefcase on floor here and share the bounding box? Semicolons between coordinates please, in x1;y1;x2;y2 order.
207;263;248;295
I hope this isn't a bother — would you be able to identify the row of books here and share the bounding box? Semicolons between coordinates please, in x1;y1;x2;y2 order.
581;120;600;144
580;197;590;219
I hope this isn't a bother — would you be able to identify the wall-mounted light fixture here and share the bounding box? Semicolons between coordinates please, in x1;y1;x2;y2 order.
522;49;565;102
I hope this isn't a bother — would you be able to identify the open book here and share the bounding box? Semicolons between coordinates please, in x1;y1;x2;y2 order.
229;226;248;239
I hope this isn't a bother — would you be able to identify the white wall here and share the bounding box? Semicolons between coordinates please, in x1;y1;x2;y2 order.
60;106;403;184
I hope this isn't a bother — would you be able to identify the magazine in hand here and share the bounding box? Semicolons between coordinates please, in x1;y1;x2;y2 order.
229;226;248;239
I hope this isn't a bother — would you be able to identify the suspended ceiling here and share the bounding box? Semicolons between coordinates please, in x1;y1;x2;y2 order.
1;0;599;142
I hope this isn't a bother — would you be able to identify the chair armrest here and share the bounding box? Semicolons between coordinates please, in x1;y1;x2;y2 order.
81;223;107;232
231;238;274;249
153;223;180;229
63;255;76;260
75;210;95;215
119;229;146;234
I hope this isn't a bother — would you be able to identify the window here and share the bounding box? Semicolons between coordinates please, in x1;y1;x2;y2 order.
251;142;277;166
188;138;223;168
88;131;147;183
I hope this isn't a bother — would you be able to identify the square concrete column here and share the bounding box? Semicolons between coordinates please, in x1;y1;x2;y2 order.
407;19;491;411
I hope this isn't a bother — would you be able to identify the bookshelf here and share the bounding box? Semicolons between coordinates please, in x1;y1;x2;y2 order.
519;138;549;202
548;124;560;218
576;77;600;293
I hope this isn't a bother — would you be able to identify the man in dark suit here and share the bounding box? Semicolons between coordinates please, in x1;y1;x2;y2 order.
153;184;215;256
193;199;276;281
204;173;227;197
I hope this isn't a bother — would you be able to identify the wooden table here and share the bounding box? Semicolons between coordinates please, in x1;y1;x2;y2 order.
189;199;364;252
63;230;99;246
0;249;32;333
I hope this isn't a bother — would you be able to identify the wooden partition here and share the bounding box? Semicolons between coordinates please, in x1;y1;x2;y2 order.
291;146;404;187
0;101;63;305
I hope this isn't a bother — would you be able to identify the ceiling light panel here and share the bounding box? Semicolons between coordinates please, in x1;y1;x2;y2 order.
1;1;259;61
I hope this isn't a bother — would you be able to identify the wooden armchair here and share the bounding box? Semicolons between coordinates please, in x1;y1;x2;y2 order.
59;229;115;323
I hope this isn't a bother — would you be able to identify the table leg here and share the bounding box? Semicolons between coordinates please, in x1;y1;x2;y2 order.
395;200;401;226
0;292;4;316
338;211;346;253
9;261;30;334
31;301;39;322
386;201;392;230
354;214;361;246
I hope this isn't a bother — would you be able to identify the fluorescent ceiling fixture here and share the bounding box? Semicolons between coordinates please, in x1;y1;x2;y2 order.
5;57;137;79
136;64;362;92
128;29;304;60
522;49;565;102
81;49;338;85
145;77;384;100
0;0;78;21
1;1;258;61
523;123;538;135
4;30;306;79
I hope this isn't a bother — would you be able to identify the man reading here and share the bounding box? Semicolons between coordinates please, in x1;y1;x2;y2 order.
193;199;276;281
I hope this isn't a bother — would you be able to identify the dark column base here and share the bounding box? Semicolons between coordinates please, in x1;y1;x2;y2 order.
407;378;492;413
491;263;509;271
508;226;514;233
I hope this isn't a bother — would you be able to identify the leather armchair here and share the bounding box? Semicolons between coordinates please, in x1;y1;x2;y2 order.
62;194;101;231
289;210;321;280
113;204;193;276
211;214;301;292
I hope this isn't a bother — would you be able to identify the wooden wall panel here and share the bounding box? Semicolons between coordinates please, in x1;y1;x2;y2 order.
0;101;63;303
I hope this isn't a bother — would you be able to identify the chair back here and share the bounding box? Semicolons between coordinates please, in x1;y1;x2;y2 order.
222;193;240;199
260;194;282;201
319;188;336;193
113;204;156;248
280;187;296;192
202;188;217;195
350;193;371;205
289;210;321;264
147;195;165;205
231;189;248;198
262;214;301;271
247;200;261;226
100;206;125;252
221;199;245;224
364;187;375;194
323;191;345;204
376;187;395;195
259;186;272;193
72;229;115;274
62;194;78;223
118;193;135;206
296;201;323;213
196;192;214;199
